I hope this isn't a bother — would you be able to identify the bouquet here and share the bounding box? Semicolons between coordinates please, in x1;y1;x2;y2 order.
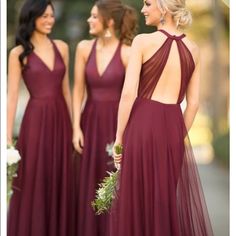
7;144;21;203
91;143;123;215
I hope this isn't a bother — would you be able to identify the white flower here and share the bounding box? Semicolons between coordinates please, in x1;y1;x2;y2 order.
7;147;21;165
106;142;114;157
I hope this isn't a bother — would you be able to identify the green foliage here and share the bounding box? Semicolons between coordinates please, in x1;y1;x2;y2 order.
91;143;123;215
114;144;123;155
7;163;19;204
91;170;120;215
212;131;229;167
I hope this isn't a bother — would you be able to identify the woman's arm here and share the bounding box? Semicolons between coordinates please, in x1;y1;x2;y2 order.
115;35;143;145
183;45;200;131
7;47;22;145
120;44;131;68
72;40;88;153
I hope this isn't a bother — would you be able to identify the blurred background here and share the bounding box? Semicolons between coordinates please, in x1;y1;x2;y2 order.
7;0;229;235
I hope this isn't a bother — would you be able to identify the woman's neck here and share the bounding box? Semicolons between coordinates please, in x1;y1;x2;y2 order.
97;29;119;47
156;14;182;35
31;31;50;47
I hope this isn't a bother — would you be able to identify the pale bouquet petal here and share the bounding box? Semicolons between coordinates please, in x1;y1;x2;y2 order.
7;146;21;203
7;147;21;165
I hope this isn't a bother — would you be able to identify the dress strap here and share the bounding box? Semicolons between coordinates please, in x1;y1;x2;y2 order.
113;41;122;59
50;39;58;53
50;39;63;59
92;39;98;52
50;39;66;66
158;29;186;40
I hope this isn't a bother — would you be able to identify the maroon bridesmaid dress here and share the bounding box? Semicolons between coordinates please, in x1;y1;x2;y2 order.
76;39;125;236
110;30;214;236
8;40;73;236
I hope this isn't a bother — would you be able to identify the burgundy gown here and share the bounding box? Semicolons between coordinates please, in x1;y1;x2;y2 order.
110;30;214;236
76;39;125;236
8;40;73;236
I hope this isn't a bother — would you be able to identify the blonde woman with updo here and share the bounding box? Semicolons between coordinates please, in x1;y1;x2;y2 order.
111;0;214;235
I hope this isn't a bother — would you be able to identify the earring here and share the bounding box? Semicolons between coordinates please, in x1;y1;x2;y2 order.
176;19;180;28
160;14;165;25
104;29;112;38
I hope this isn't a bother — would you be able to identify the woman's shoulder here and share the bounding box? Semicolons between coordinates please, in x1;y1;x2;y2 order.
131;33;160;49
53;39;69;56
127;34;146;53
136;32;200;64
76;39;95;52
132;33;150;44
130;33;161;56
120;43;131;56
120;43;132;67
75;39;96;61
134;32;162;41
9;45;24;57
182;37;200;64
8;45;25;67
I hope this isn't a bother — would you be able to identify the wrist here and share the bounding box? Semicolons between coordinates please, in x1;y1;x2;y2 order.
73;125;81;131
7;137;13;146
115;135;122;144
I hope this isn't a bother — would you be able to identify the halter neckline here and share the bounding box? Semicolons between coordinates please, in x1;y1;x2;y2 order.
158;29;186;40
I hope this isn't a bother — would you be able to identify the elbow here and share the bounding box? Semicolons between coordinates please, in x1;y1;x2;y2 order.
73;83;85;97
121;91;136;102
187;101;199;112
63;89;72;101
7;93;18;105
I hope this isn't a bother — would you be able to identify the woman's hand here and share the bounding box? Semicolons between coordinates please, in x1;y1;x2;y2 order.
113;141;123;170
7;138;13;148
73;128;84;154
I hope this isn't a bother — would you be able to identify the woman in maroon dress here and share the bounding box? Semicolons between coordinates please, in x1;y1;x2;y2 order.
7;1;73;235
72;0;137;235
112;0;214;235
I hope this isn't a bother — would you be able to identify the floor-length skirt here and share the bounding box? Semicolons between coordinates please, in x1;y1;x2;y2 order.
76;99;118;236
110;97;214;236
8;97;73;236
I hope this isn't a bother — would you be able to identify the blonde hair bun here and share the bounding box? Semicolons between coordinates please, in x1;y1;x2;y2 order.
174;7;192;28
157;0;192;28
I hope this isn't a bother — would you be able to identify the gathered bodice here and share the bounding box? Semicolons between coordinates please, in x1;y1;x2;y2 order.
85;40;125;102
22;40;66;100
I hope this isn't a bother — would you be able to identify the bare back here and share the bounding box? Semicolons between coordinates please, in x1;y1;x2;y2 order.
138;30;196;104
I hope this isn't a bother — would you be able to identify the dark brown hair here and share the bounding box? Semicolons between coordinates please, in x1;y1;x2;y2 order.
16;0;54;67
95;0;138;45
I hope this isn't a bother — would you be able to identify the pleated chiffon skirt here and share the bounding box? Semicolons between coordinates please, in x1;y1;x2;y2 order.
110;97;214;236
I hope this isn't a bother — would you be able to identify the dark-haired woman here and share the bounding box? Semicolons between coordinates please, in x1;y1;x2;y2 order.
7;1;73;235
72;0;138;235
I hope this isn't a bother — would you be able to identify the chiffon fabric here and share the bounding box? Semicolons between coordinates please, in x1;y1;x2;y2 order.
8;40;73;236
110;30;214;236
76;39;125;236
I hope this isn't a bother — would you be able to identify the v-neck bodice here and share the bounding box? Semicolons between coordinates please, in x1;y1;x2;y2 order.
94;40;121;78
22;39;66;99
84;40;125;101
32;41;56;72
